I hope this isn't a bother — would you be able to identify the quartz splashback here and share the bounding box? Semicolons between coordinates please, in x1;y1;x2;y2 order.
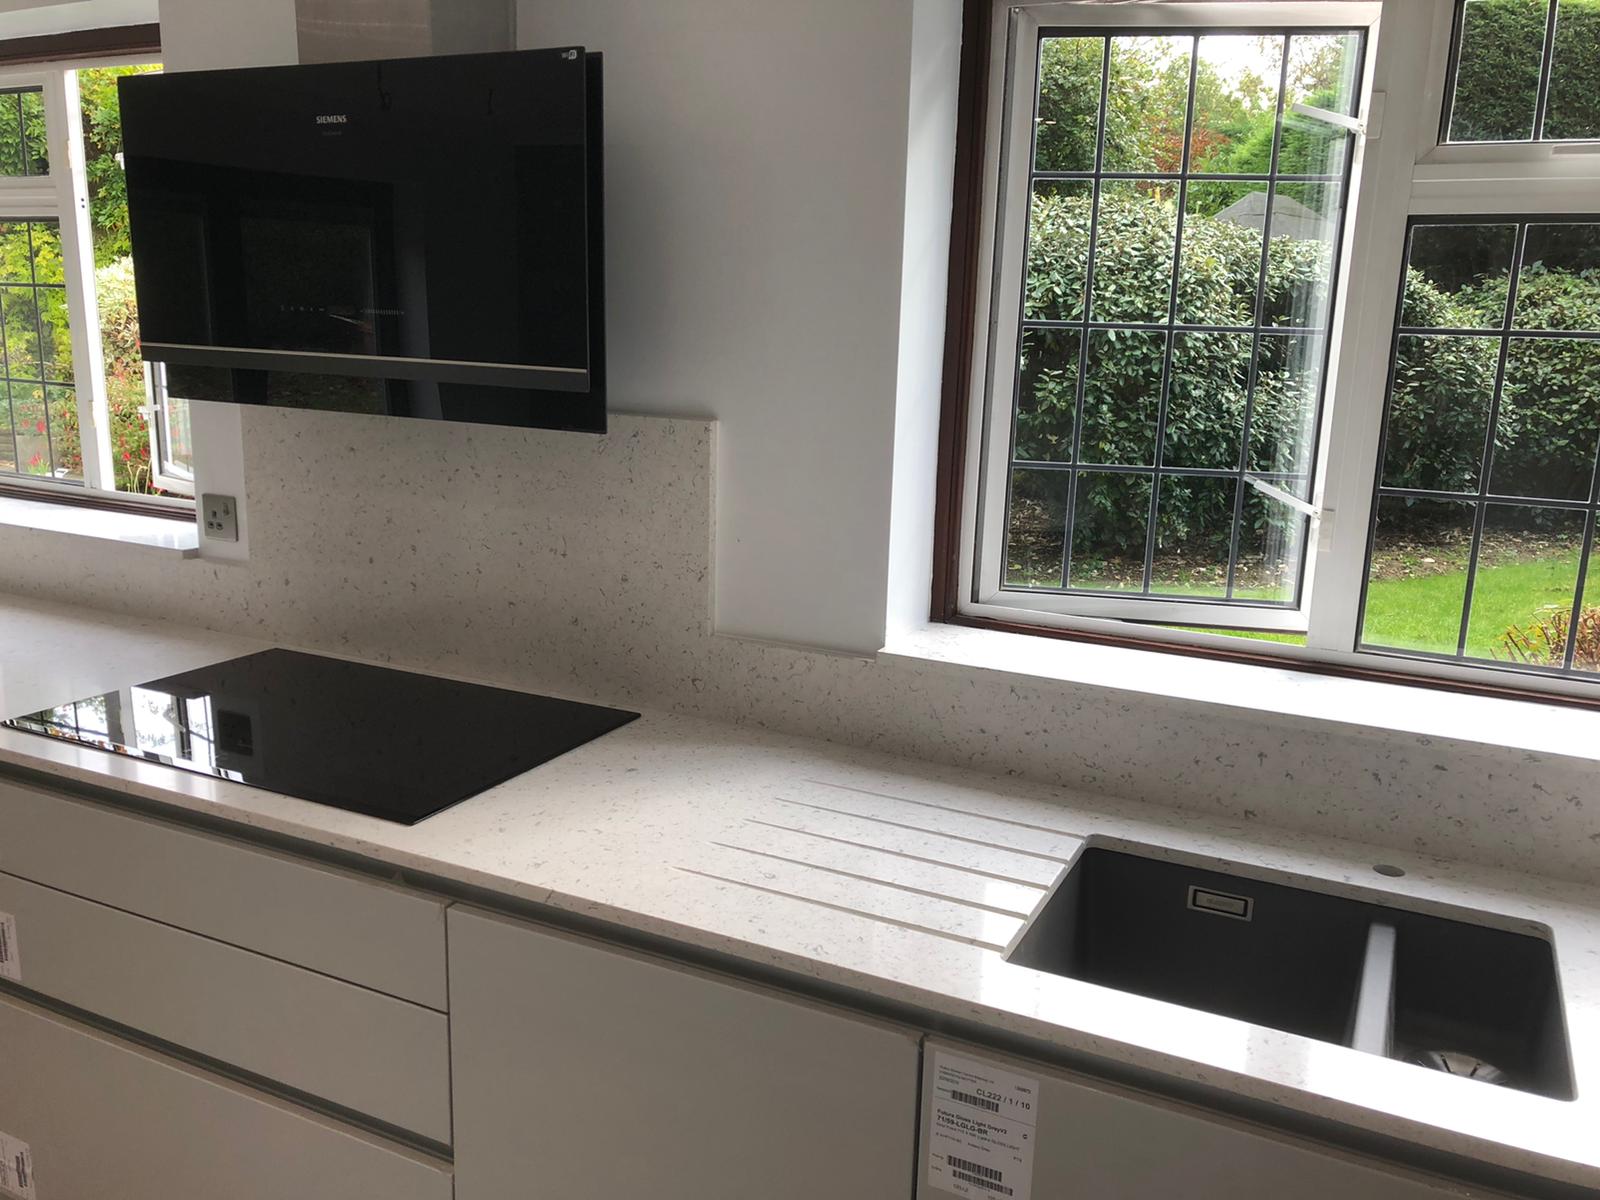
3;408;1596;882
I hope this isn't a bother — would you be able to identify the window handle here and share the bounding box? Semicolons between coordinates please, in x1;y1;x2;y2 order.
1243;474;1319;519
1290;100;1368;138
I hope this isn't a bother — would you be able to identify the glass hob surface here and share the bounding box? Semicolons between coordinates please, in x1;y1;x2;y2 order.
2;649;639;824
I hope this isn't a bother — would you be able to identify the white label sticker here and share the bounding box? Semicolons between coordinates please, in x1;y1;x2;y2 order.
0;913;18;983
0;1130;35;1200
926;1048;1039;1199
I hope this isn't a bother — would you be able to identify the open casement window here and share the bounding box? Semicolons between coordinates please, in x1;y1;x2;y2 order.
144;360;193;493
954;0;1600;698
0;60;188;502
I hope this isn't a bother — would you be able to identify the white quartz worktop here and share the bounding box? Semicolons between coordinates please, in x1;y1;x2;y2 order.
3;592;1598;1191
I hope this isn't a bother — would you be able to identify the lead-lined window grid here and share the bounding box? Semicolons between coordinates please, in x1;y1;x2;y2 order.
1360;216;1600;674
1001;29;1361;607
0;219;77;482
1443;0;1600;144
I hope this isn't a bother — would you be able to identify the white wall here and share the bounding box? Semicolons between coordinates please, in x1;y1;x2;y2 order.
515;0;940;653
159;0;297;69
0;0;155;39
157;0;296;69
886;0;961;634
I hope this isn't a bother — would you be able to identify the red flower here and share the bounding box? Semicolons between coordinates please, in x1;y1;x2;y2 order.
34;420;44;433
122;451;130;461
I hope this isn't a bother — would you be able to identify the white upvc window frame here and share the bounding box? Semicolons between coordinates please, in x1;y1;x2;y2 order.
956;0;1600;700
0;57;190;503
0;66;111;491
143;359;192;494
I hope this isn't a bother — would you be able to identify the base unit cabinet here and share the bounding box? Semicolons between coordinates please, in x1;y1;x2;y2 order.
0;870;451;1144
448;906;922;1200
917;1037;1508;1200
0;993;453;1200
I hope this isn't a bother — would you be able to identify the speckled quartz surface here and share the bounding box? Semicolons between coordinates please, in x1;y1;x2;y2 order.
2;594;1599;1191
3;410;1599;886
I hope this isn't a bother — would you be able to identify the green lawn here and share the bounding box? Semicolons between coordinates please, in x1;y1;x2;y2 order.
1180;551;1583;659
1360;550;1582;659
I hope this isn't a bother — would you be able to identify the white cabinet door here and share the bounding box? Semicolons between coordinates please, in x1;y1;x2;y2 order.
0;992;453;1200
918;1037;1510;1200
449;906;921;1200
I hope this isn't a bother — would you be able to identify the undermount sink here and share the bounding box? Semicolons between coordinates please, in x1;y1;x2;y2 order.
1007;846;1574;1100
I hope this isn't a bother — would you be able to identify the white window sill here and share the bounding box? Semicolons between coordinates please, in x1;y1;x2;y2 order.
0;496;199;555
881;623;1600;766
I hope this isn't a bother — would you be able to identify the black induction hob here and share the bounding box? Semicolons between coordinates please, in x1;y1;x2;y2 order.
2;650;639;824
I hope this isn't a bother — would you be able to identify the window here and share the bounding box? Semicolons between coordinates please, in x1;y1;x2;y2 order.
996;27;1361;629
1358;217;1600;676
947;1;1600;698
0;60;187;502
1444;0;1599;143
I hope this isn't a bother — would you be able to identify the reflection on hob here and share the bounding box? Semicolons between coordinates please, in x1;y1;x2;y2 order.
3;650;639;825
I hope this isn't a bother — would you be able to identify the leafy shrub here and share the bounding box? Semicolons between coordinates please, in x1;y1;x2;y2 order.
1022;181;1600;554
1450;0;1600;142
96;255;142;371
1500;605;1600;670
1019;188;1336;550
37;255;163;493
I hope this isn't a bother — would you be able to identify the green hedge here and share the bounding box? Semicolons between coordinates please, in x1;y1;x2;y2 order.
1017;189;1334;556
1450;0;1600;141
1017;190;1600;556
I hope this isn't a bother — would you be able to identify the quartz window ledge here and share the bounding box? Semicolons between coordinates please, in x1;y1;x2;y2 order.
0;495;199;556
881;623;1600;767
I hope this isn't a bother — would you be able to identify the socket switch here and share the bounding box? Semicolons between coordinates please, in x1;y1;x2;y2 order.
201;493;239;542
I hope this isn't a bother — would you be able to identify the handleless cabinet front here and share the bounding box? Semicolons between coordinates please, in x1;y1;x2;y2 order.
0;778;448;1008
0;992;453;1200
0;870;451;1143
448;906;922;1200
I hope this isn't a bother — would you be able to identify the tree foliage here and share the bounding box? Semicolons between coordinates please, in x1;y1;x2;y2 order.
1018;188;1600;554
1449;0;1600;141
80;65;161;267
1017;189;1333;553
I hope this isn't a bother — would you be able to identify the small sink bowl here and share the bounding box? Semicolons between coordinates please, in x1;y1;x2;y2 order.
1008;845;1573;1100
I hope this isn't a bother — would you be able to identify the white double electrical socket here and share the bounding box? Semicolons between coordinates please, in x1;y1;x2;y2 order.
201;493;239;542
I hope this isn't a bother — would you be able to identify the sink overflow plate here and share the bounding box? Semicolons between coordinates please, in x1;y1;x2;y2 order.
1187;885;1253;921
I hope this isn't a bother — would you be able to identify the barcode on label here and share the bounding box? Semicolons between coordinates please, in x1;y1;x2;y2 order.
951;1169;1013;1195
0;913;17;983
0;1131;34;1200
950;1088;1000;1113
947;1155;1004;1183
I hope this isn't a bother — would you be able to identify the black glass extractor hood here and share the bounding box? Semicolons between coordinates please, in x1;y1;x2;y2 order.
119;46;606;433
3;650;638;824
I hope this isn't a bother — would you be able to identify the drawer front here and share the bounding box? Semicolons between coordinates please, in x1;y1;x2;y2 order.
449;906;922;1200
0;776;446;1008
0;992;452;1200
0;870;452;1144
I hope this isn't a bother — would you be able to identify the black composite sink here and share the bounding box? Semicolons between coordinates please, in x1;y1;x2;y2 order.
1007;846;1573;1099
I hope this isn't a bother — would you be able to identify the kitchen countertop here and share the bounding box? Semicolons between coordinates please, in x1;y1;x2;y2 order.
2;592;1598;1191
